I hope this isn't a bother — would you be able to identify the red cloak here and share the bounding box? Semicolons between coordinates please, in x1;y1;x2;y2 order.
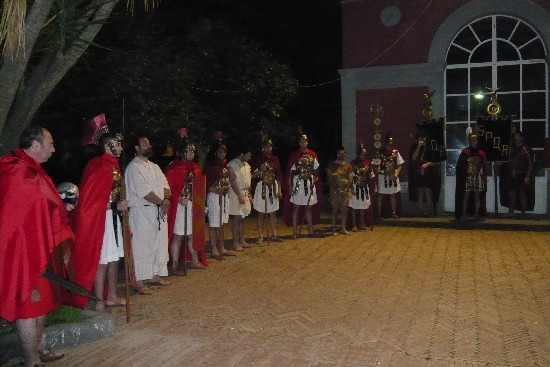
283;148;322;226
455;147;487;219
68;153;119;308
165;159;208;266
0;149;73;322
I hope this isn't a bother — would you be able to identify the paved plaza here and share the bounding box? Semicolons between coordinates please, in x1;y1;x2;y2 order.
13;215;550;366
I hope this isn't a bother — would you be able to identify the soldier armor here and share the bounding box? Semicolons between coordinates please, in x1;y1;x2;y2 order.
211;167;230;195
293;155;315;196
466;155;482;176
109;168;122;203
181;172;195;200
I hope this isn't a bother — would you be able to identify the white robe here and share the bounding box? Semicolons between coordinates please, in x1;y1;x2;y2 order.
125;157;170;281
227;158;252;217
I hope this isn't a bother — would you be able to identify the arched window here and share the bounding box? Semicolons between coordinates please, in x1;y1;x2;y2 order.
444;15;548;177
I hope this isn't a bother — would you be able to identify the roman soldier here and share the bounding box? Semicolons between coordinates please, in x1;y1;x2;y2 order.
203;132;233;260
455;130;487;220
349;143;375;230
283;127;321;238
374;132;404;219
251;131;284;243
166;128;207;274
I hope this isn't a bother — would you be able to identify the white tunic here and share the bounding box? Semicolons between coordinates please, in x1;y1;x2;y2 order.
125;157;170;281
290;158;319;206
253;180;280;213
173;202;193;235
227;158;252;217
99;209;124;264
348;170;375;210
376;152;405;195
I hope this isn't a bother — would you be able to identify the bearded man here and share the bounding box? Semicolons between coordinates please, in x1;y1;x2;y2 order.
125;136;171;295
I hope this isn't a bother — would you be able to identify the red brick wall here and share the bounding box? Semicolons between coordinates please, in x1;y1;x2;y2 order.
356;86;428;181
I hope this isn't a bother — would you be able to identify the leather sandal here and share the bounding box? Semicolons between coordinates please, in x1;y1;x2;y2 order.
39;349;64;363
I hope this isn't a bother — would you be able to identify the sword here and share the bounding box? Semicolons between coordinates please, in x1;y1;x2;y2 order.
42;270;100;301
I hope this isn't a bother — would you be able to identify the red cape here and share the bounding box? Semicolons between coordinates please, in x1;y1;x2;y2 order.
283;148;322;226
68;153;119;308
455;147;487;218
165;159;208;266
0;149;73;321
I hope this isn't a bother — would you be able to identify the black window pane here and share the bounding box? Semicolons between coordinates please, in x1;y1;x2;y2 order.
452;27;479;51
498;93;520;118
446;68;468;94
446;123;469;150
510;22;537;48
447;45;470;64
470;67;492;93
523;121;546;148
497;65;520;91
496;16;518;40
471;41;492;63
523;63;547;90
446;96;469;122
522;92;546;119
445;150;460;176
497;40;520;61
470;17;492;42
521;38;546;60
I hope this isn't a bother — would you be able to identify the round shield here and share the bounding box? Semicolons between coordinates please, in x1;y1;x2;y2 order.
57;182;79;205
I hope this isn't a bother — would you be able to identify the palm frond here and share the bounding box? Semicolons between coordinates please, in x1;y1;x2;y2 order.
0;0;27;60
126;0;159;14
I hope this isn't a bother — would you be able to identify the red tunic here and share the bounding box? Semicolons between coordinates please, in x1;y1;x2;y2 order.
0;149;73;321
165;159;208;266
68;153;120;308
283;148;322;226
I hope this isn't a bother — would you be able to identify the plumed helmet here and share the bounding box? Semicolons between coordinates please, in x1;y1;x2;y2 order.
57;182;79;205
82;113;109;146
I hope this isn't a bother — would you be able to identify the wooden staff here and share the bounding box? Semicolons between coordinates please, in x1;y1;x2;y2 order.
182;203;188;276
121;185;132;323
218;190;223;253
121;98;132;323
263;182;269;246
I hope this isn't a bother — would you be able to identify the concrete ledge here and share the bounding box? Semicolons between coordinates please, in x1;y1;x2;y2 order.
0;310;115;365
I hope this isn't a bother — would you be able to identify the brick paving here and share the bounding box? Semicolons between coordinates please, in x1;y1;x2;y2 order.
44;215;550;367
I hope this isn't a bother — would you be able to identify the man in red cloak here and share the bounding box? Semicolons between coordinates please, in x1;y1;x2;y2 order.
0;126;73;366
69;132;128;311
251;135;284;243
283;133;322;237
455;133;487;220
166;129;208;273
203;133;234;260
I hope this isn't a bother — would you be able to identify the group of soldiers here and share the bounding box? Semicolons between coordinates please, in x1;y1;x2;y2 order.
0;117;535;366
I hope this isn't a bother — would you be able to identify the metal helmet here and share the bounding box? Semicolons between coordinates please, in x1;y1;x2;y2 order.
57;182;79;205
